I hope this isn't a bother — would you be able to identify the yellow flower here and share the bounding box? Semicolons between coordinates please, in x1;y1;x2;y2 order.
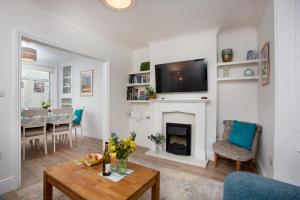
130;140;136;148
111;152;116;158
110;145;116;152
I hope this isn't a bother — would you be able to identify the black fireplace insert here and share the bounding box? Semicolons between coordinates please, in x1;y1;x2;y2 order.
166;123;191;156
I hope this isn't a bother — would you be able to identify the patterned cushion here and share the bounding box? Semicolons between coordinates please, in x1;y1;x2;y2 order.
223;120;233;139
212;140;254;162
47;124;70;133
23;127;44;137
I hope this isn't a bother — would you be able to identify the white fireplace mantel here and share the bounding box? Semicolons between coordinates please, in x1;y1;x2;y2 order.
153;99;209;103
146;99;208;167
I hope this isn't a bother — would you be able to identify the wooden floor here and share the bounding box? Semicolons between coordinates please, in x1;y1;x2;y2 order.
3;136;256;199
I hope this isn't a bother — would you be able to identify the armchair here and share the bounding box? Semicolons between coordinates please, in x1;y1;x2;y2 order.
212;120;262;171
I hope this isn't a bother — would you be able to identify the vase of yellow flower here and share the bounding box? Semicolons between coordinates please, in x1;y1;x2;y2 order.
108;132;137;175
117;158;128;175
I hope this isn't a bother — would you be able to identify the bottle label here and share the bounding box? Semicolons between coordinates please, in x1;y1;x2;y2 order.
105;164;111;173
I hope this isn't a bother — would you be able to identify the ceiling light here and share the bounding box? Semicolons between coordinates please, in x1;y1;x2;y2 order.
100;0;136;11
21;47;37;62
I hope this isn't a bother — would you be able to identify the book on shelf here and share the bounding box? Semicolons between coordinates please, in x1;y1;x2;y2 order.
127;87;147;101
128;73;150;84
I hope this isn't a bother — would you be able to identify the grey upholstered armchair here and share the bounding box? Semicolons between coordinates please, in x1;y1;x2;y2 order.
212;120;262;171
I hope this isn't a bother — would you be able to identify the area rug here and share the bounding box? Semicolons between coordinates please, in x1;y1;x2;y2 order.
16;158;223;200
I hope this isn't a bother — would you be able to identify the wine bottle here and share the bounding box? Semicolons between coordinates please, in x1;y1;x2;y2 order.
102;142;111;176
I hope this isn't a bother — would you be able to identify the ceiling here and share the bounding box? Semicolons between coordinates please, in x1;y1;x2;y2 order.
22;38;85;66
21;0;266;49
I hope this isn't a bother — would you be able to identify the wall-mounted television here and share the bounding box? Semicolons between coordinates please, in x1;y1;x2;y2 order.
155;59;208;93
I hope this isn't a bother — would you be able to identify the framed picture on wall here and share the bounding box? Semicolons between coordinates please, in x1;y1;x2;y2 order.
34;80;45;93
260;42;270;86
80;70;93;96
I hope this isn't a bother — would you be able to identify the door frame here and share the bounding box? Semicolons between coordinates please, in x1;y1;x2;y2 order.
15;30;111;187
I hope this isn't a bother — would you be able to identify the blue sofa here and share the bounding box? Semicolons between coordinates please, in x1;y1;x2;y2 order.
224;172;300;200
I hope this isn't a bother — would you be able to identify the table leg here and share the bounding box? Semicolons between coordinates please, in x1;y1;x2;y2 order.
43;172;53;200
151;172;160;200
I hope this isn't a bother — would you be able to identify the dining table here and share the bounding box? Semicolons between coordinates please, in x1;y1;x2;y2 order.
21;112;73;127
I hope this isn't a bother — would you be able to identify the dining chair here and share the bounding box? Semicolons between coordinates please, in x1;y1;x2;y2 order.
22;109;48;160
72;107;84;141
47;108;73;152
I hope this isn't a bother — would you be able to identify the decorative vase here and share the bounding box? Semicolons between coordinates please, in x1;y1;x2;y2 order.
222;48;233;62
246;50;257;60
223;66;230;77
155;144;161;153
117;158;128;175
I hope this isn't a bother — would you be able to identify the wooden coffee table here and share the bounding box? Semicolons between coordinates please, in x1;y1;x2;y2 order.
43;161;160;200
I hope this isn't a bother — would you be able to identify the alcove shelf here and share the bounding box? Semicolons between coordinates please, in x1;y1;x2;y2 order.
127;70;151;102
127;100;151;103
217;59;259;67
217;59;260;82
217;76;259;81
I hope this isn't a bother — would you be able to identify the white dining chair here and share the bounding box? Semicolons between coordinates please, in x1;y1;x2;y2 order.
22;109;48;160
72;107;85;141
47;108;73;152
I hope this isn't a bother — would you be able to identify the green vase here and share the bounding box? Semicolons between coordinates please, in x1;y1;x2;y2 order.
117;158;128;175
222;48;233;62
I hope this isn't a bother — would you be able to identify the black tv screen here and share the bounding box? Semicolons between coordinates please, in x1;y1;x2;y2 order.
155;59;208;93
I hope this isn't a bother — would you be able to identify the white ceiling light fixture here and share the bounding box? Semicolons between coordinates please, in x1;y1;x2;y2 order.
21;47;37;62
100;0;136;11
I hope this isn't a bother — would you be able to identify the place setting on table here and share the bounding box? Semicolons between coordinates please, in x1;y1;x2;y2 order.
43;132;160;200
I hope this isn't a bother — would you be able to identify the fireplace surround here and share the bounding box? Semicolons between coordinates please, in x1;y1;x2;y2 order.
146;99;209;167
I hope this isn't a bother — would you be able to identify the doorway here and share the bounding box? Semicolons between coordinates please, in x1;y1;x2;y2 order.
16;31;110;188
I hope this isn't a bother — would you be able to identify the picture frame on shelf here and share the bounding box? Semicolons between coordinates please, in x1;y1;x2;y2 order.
140;62;150;71
142;75;150;83
260;42;270;86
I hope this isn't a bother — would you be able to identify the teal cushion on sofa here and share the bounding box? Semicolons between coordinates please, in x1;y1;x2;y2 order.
228;120;256;150
73;109;83;125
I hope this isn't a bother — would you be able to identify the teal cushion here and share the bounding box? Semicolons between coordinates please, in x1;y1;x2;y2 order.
73;109;83;125
228;120;256;150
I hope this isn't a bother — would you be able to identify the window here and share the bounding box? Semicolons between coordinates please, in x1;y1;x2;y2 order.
21;69;51;109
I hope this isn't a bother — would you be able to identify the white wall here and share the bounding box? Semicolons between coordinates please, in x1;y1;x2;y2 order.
257;0;275;178
0;0;132;193
132;47;150;72
149;29;218;160
273;0;300;186
129;47;151;147
70;58;105;139
217;28;258;137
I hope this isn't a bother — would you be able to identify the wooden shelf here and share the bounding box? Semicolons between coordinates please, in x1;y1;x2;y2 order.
128;70;150;75
217;76;259;81
127;100;151;103
127;83;150;87
217;59;259;67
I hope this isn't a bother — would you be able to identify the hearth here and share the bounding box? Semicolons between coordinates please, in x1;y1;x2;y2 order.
166;123;191;156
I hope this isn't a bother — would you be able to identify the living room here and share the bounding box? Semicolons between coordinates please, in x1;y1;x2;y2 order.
0;0;300;199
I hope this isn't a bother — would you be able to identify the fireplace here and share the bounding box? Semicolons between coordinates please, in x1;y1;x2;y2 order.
166;123;191;156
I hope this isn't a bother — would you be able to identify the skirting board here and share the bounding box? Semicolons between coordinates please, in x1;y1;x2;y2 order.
256;159;267;177
146;150;208;168
82;132;102;139
0;176;17;195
